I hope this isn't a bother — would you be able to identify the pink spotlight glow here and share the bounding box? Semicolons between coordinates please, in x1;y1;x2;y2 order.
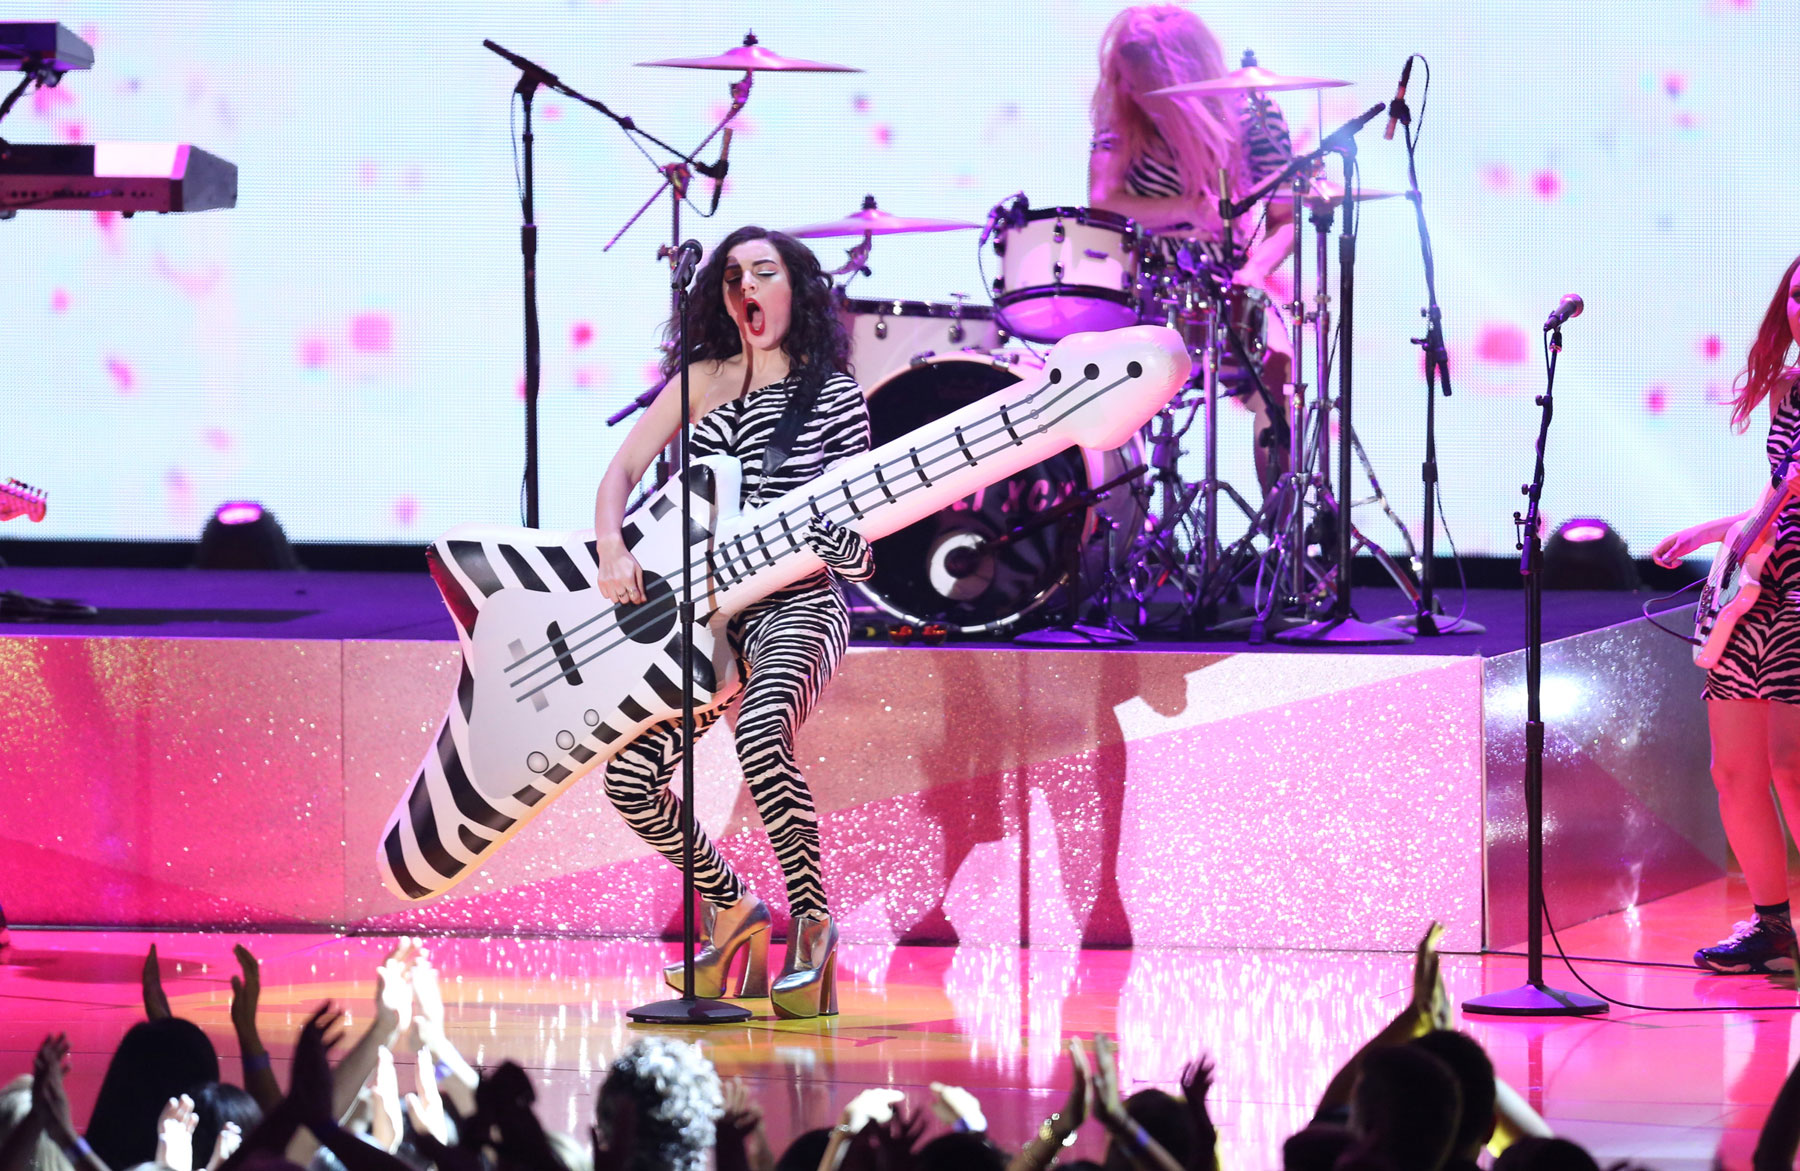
216;502;263;526
1561;521;1610;543
349;312;393;354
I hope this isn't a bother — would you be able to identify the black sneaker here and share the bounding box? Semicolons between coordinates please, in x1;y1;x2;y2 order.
1695;916;1798;974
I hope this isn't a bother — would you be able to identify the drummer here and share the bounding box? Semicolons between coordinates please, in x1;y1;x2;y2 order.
1088;4;1297;496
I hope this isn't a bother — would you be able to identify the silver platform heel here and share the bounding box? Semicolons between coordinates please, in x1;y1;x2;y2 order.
663;894;771;999
771;912;839;1020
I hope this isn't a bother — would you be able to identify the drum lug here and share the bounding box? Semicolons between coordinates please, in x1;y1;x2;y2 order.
992;277;1004;296
1053;262;1065;284
1053;221;1065;244
874;317;888;340
948;322;964;344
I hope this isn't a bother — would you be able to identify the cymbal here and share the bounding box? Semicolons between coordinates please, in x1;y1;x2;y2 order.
1289;177;1403;207
1150;65;1350;96
787;197;979;238
638;31;860;73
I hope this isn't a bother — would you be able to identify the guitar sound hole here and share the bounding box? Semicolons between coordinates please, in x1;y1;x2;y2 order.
616;571;678;645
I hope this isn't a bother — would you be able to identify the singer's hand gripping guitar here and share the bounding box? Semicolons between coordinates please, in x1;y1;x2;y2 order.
377;326;1190;901
1694;453;1800;668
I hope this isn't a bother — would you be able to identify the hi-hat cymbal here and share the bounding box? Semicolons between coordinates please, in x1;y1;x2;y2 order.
1150;65;1350;96
1288;177;1403;207
638;31;859;73
787;197;978;238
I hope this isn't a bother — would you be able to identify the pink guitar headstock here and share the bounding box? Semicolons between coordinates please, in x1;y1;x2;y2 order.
1033;326;1192;451
1;479;48;523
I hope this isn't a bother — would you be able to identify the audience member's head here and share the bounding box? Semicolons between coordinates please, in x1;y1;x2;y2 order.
916;1131;1006;1171
774;1128;833;1171
1284;1124;1355;1171
1104;1088;1196;1171
1349;1045;1462;1171
593;1038;722;1171
85;1019;221;1171
189;1080;263;1169
1492;1138;1601;1171
1409;1031;1497;1164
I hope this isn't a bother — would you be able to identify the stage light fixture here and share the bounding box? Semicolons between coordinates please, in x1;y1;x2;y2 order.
1543;517;1639;590
195;500;300;570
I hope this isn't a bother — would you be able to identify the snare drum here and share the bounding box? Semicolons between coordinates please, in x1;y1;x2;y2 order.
838;296;1003;390
991;206;1142;343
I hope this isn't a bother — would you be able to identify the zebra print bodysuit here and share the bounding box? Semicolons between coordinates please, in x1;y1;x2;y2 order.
602;369;871;921
1706;381;1800;704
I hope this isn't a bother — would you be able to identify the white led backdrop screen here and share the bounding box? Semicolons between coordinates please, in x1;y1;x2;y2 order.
0;1;1786;556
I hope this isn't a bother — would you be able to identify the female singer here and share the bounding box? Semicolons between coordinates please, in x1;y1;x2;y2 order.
1654;255;1800;974
591;226;873;1017
1088;3;1297;495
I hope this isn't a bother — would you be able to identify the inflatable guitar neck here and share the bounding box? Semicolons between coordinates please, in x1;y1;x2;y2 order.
378;325;1190;901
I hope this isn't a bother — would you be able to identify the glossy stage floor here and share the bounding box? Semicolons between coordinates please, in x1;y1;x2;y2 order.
3;875;1798;1171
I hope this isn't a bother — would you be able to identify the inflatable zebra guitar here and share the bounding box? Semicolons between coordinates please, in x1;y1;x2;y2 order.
377;325;1190;901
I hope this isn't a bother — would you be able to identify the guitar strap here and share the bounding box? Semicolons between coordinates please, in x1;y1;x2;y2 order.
761;369;826;481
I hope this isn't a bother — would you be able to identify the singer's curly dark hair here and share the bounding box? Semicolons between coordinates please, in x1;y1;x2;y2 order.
659;226;852;402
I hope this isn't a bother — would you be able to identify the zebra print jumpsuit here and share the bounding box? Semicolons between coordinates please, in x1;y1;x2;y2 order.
602;371;872;921
1706;381;1800;704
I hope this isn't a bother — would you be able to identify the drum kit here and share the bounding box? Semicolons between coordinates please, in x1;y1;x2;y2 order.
613;36;1426;644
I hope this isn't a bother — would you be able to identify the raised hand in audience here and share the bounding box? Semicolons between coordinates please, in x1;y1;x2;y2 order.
716;1078;774;1171
1179;1058;1218;1171
229;944;282;1112
142;944;173;1022
30;1034;107;1171
819;1088;907;1171
1082;1037;1185;1171
155;1094;198;1171
367;1048;403;1153
1315;922;1448;1117
929;1083;988;1133
481;1060;561;1171
205;1122;241;1171
409;948;478;1116
1006;1039;1089;1171
330;939;417;1124
840;1105;925;1171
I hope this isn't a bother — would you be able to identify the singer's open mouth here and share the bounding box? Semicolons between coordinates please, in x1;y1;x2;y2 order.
744;296;765;336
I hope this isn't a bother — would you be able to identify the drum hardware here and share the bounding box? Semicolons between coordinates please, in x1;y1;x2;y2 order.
1011;464;1148;646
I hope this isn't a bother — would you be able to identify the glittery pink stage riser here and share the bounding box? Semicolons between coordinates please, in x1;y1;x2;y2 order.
0;620;1721;950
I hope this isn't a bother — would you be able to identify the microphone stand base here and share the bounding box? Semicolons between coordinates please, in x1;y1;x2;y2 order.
1274;615;1414;646
1014;622;1137;646
1462;981;1607;1018
1383;611;1486;636
625;995;756;1025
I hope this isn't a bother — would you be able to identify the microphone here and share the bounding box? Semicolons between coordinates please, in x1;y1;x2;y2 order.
670;239;704;291
706;128;732;215
1320;102;1388;153
1383;57;1414;141
1542;293;1584;331
978;192;1024;249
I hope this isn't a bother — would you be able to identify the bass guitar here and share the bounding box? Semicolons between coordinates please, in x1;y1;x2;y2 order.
378;325;1190;901
1694;440;1800;668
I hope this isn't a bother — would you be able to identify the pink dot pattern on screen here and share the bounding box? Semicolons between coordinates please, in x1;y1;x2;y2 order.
852;94;871;113
871;124;893;147
1483;164;1515;192
357;161;378;187
394;496;418;526
106;357;135;394
1533;171;1562;199
350;313;393;354
203;428;233;452
299;336;330;369
1674;110;1698;130
1475;323;1527;365
50;288;69;313
543;105;563;121
32;85;73;117
1701;335;1723;360
1647;386;1668;414
1664;72;1688;98
572;322;594;348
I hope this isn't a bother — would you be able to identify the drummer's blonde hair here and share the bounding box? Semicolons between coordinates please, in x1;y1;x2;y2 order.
1091;5;1245;218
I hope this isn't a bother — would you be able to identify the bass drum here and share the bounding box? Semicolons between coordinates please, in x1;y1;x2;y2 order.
855;352;1145;634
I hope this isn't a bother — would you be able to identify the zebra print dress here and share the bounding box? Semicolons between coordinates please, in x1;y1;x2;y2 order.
1705;381;1800;704
600;368;870;922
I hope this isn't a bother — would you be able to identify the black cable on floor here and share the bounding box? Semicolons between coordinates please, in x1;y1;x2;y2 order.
1531;893;1800;1014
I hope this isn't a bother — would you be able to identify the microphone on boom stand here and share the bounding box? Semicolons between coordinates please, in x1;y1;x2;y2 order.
704;128;732;215
1383;57;1414;141
1543;293;1583;331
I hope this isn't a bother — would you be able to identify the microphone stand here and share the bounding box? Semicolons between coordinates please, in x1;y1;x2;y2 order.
1463;324;1605;1018
627;242;752;1026
482;39;742;521
1277;118;1412;646
1383;71;1482;636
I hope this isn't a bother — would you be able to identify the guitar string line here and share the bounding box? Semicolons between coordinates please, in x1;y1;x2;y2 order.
496;371;1094;687
496;382;1075;689
496;376;1078;682
510;369;1133;703
509;368;1135;703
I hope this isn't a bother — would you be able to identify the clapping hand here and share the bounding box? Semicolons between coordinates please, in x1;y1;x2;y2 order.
290;1004;345;1133
1178;1058;1218;1171
31;1034;78;1151
929;1083;988;1133
156;1094;199;1171
228;945;261;1040
841;1105;925;1171
716;1079;773;1171
206;1122;242;1171
1408;921;1451;1034
368;1048;403;1153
